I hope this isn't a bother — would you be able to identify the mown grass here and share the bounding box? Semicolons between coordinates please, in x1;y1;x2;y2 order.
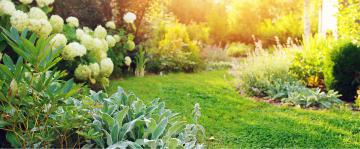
108;70;360;148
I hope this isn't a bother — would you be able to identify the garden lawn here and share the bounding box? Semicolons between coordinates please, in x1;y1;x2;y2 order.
108;70;360;148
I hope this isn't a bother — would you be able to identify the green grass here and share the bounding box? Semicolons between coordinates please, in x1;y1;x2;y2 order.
108;70;360;148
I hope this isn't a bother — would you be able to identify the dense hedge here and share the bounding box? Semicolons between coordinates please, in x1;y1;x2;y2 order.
328;43;360;101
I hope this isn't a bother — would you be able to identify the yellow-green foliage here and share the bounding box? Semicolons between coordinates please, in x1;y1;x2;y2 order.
338;0;360;44
290;36;332;84
186;23;210;45
147;22;202;72
226;43;253;57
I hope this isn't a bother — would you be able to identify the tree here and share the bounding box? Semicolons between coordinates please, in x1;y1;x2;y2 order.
304;0;311;41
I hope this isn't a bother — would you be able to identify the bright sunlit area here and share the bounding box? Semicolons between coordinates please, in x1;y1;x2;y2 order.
0;0;360;148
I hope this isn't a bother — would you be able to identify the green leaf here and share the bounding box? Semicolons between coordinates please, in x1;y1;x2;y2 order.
101;112;115;127
116;107;129;127
135;139;157;148
6;132;21;148
20;37;37;54
107;141;142;149
151;118;168;140
0;119;9;128
165;121;186;137
0;64;13;78
2;54;14;71
110;124;119;143
102;129;113;146
166;138;180;149
118;116;144;140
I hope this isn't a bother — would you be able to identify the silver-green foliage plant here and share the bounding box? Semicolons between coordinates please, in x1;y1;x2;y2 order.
0;28;87;148
235;48;343;109
80;88;206;149
283;88;342;109
266;79;342;109
235;49;295;96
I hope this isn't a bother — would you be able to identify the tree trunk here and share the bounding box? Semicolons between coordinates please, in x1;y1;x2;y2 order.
304;0;311;41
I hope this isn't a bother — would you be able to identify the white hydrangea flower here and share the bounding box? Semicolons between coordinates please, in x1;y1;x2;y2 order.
50;15;64;33
80;34;95;51
49;34;67;50
28;19;52;37
123;12;136;23
74;64;91;81
10;10;29;32
93;50;107;62
100;39;109;52
93;38;103;51
20;0;33;5
125;56;132;66
36;0;54;7
76;28;85;40
105;21;116;29
114;35;121;42
66;16;79;28
28;7;48;20
126;40;136;51
89;63;100;78
28;19;42;33
106;35;116;48
62;42;87;60
83;26;92;34
100;58;114;77
94;25;107;39
0;0;16;16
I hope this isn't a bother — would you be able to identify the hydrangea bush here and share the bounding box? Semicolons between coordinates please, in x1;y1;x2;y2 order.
0;0;137;88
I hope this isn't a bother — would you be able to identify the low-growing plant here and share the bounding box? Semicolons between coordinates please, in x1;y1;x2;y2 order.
79;88;206;148
235;49;295;96
201;45;231;63
266;79;342;109
206;61;232;71
226;43;253;57
135;46;148;77
282;88;342;109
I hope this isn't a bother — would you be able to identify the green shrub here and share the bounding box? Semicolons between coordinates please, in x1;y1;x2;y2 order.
226;43;253;57
289;36;331;86
326;42;360;101
79;88;206;148
235;49;295;96
0;28;206;148
146;22;203;73
0;28;87;148
186;23;210;46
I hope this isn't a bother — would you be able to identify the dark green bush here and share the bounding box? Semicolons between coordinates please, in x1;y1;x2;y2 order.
327;42;360;101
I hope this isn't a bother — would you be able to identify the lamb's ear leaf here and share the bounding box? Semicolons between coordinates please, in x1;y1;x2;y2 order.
151;118;168;140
